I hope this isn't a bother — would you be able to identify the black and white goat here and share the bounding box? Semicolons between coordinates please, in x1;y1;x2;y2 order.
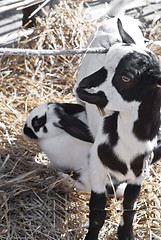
23;102;126;196
76;18;161;240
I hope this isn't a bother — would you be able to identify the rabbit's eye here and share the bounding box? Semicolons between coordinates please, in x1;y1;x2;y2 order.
32;114;47;132
33;118;44;127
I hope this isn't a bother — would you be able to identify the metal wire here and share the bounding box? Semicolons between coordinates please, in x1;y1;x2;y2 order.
0;47;107;56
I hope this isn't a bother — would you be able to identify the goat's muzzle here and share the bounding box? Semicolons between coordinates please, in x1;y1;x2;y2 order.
155;74;161;88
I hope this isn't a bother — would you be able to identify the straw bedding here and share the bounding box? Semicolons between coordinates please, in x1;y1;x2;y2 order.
0;1;161;239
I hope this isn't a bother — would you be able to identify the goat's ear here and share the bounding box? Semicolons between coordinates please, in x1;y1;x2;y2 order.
76;67;108;109
117;18;136;44
76;88;108;108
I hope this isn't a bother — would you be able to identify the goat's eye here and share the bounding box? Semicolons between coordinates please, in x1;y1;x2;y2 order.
122;76;131;83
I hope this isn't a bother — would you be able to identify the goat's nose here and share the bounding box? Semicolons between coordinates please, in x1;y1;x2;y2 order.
156;74;161;86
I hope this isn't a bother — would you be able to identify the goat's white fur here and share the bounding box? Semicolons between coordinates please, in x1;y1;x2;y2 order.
75;16;144;95
75;3;161;238
77;47;159;184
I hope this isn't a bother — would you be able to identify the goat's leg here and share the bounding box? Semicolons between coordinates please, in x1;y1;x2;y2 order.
152;146;161;164
85;152;108;240
85;191;107;240
117;183;141;240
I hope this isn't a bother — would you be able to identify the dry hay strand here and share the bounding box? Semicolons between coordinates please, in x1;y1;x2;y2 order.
143;15;161;42
0;0;98;112
0;1;161;239
144;16;161;59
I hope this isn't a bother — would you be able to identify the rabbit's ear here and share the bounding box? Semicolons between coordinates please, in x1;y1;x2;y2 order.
56;103;85;115
55;108;94;143
117;18;135;44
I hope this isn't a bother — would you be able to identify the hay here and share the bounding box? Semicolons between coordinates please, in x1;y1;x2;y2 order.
0;1;161;239
0;1;97;239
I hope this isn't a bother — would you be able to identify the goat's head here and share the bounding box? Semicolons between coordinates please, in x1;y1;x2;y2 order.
23;102;62;140
76;19;161;114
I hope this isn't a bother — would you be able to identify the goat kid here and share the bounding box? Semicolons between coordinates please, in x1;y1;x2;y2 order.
23;102;126;195
76;19;161;240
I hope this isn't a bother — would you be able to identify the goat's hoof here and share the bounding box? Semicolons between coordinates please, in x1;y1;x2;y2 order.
117;225;134;240
84;231;98;240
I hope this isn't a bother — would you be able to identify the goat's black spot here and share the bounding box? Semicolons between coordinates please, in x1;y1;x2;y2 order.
98;143;128;175
130;154;145;177
43;126;48;133
32;114;47;132
23;124;38;139
103;112;119;146
103;112;118;133
133;88;161;141
98;113;127;174
79;67;108;89
112;51;161;102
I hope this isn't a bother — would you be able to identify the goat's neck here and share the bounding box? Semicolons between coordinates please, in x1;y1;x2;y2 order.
116;107;157;159
118;89;160;144
118;108;139;142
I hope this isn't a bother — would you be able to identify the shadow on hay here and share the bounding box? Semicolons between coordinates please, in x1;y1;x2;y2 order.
0;135;88;239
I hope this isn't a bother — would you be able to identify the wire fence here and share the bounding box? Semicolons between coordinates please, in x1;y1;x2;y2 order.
0;47;107;56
